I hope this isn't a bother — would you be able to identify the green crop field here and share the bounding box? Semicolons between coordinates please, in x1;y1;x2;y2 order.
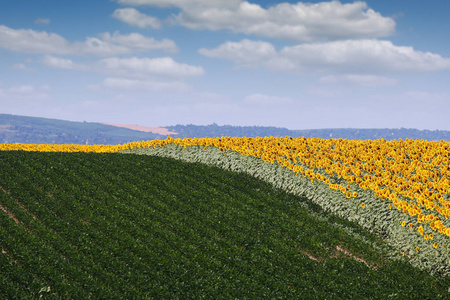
1;150;450;298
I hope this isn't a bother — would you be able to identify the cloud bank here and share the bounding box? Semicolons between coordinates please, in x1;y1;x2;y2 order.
0;25;178;56
43;55;204;78
116;0;395;41
199;39;450;73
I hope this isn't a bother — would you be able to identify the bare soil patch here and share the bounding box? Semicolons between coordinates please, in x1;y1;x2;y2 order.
103;123;178;136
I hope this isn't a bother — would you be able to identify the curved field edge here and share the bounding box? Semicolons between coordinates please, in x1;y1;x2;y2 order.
2;152;449;298
122;144;450;275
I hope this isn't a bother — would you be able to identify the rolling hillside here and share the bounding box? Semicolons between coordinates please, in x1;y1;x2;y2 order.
1;150;450;298
0;114;164;144
1;113;449;144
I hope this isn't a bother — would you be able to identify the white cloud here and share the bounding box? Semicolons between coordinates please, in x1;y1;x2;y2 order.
0;25;177;56
99;31;178;53
34;18;51;25
0;25;73;54
75;37;133;56
199;39;275;67
95;57;205;78
319;74;398;87
200;39;450;74
243;93;294;106
43;55;204;79
112;8;161;29
116;0;395;42
279;39;450;73
42;55;87;70
102;77;189;91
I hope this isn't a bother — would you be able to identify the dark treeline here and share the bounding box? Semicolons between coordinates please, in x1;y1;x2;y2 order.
167;124;450;141
166;123;292;138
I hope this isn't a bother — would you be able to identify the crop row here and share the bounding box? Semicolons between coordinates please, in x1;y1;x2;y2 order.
121;137;450;274
128;137;450;235
2;136;450;274
4;151;447;298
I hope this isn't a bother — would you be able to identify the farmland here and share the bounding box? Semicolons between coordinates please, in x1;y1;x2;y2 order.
1;137;450;298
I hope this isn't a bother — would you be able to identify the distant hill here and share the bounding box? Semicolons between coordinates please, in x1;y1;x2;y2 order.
1;113;449;144
0;114;165;144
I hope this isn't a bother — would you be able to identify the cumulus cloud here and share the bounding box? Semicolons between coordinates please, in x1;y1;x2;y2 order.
0;25;177;56
99;31;178;53
96;57;205;78
42;55;204;79
116;0;395;42
42;55;87;70
278;39;450;73
199;39;275;67
112;8;161;29
200;39;450;74
0;25;72;54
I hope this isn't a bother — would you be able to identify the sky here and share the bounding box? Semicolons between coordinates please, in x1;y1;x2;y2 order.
1;0;450;130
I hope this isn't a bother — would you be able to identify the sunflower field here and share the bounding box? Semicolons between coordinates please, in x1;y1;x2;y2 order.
2;136;450;275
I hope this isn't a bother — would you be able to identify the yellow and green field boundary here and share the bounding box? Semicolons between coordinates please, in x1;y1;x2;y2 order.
2;136;450;275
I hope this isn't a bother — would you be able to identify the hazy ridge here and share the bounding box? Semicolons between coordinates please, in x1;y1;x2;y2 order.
1;113;449;144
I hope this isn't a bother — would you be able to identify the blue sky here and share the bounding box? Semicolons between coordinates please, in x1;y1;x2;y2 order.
1;0;449;130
